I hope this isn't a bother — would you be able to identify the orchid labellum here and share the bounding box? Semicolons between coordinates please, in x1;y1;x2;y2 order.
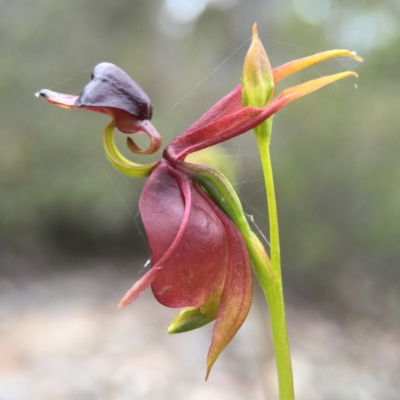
39;25;361;380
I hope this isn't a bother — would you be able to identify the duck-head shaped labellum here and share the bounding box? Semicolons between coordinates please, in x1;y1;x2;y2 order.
77;62;153;120
40;63;161;155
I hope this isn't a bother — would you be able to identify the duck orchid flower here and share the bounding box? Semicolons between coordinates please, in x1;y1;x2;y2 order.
39;27;361;379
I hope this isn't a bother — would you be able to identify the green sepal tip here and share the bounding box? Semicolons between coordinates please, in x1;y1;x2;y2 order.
168;307;215;334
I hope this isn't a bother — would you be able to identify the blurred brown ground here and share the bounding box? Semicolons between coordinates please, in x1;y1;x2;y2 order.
1;254;399;400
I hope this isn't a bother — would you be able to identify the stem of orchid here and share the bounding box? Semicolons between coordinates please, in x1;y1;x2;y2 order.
254;118;295;400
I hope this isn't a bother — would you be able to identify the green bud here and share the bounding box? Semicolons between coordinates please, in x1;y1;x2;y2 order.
242;23;274;108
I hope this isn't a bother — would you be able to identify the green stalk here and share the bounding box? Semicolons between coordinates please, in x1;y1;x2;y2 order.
254;117;295;400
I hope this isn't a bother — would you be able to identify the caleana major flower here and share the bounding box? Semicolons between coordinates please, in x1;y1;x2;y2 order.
39;27;361;379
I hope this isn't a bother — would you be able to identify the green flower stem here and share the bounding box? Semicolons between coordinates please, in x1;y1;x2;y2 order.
254;117;295;400
254;118;281;281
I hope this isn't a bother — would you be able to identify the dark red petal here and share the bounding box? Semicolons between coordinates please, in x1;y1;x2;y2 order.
118;265;162;308
77;62;153;121
200;190;252;379
184;85;243;135
119;161;192;307
164;105;260;162
139;161;229;309
164;71;357;162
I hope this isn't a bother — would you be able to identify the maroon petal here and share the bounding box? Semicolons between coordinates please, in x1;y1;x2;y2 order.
164;104;260;162
164;71;357;162
119;161;192;307
139;161;229;309
200;190;253;379
118;266;162;308
184;85;243;134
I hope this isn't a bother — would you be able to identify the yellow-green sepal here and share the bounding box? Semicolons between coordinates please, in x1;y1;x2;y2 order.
167;307;215;334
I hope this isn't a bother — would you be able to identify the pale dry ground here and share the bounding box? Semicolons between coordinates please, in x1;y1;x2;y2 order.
0;257;399;400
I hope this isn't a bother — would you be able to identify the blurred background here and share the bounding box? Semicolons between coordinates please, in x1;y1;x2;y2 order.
1;0;399;399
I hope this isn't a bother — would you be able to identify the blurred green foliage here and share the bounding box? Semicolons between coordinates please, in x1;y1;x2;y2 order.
1;0;399;311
